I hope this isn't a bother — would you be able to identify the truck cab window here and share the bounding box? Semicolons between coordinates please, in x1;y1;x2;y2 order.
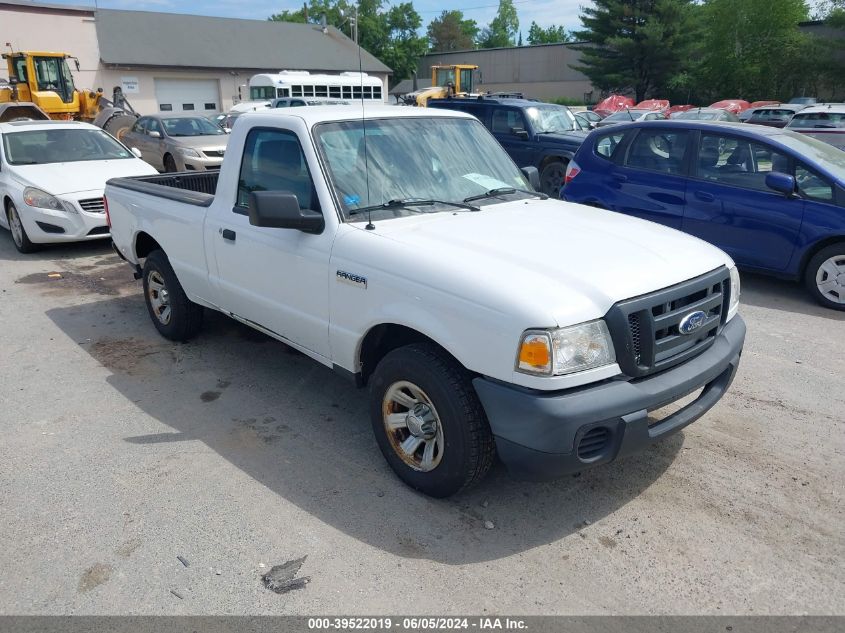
236;129;319;213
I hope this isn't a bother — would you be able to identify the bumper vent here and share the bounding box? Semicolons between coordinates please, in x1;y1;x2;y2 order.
87;226;110;236
78;197;105;213
577;427;610;460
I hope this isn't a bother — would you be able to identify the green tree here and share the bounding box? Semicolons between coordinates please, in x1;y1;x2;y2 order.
695;0;811;101
269;1;427;83
527;21;570;44
570;0;697;103
478;0;520;48
426;10;478;51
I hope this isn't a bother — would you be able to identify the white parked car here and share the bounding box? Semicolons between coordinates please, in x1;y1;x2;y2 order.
785;103;845;150
0;120;157;253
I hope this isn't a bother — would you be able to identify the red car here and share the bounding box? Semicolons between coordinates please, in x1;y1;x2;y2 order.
635;99;670;112
709;99;751;115
594;94;635;117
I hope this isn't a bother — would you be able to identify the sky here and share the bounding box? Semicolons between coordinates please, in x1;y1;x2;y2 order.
40;0;588;36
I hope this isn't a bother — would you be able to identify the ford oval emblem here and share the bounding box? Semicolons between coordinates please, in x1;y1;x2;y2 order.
679;310;707;335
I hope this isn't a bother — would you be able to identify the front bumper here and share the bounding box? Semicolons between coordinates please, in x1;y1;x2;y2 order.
17;192;109;243
178;153;223;171
474;316;746;481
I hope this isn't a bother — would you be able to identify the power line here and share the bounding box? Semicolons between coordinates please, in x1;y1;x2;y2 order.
417;0;534;14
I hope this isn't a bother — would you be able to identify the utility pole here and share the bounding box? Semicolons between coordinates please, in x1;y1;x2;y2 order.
303;2;308;22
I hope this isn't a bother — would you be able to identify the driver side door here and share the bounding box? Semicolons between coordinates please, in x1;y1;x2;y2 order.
491;108;534;168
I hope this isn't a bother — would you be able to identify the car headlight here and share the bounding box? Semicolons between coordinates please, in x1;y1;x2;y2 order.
23;187;64;211
728;265;741;321
176;147;201;158
517;320;616;376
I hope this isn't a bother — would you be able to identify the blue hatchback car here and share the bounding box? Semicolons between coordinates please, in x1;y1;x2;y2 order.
562;120;845;310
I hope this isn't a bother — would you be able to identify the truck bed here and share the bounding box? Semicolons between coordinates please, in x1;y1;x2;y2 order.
106;171;219;207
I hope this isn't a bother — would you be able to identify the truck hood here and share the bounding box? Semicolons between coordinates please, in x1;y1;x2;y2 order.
536;130;589;147
350;198;732;326
12;159;157;196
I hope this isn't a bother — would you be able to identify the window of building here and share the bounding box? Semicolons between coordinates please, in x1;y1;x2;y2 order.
182;103;195;111
159;104;173;111
204;103;216;110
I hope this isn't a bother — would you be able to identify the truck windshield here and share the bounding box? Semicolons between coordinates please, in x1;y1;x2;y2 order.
2;128;133;165
525;105;578;133
314;117;531;221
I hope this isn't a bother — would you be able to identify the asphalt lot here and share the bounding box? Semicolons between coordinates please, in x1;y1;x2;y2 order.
0;236;843;615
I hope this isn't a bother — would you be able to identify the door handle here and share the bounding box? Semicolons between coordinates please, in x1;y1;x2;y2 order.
612;173;628;182
221;228;236;242
694;191;715;202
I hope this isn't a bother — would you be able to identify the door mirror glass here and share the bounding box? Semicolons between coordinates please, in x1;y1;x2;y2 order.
248;191;324;234
130;147;143;158
765;172;797;196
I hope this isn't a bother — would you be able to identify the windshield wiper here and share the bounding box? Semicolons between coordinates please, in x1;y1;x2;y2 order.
348;198;480;216
463;187;548;203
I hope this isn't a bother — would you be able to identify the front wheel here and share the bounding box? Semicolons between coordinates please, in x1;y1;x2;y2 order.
540;161;567;198
142;250;204;340
6;202;39;254
368;343;495;497
805;244;845;311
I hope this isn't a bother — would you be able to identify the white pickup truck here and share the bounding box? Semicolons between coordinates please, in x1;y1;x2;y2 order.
106;106;746;497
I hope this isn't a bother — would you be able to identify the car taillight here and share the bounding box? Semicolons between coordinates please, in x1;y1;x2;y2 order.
564;161;581;185
104;195;111;228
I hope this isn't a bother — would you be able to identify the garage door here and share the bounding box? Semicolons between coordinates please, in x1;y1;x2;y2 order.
154;78;220;114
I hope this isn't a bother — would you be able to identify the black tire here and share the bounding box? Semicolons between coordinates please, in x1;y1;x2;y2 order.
804;243;845;311
540;160;567;198
141;249;204;340
368;343;495;497
102;114;138;143
163;154;178;173
6;202;39;254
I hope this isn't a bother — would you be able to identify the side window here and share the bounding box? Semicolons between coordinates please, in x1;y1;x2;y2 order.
290;101;306;107
796;164;834;202
131;118;147;133
236;129;320;214
595;131;625;160
625;130;688;174
14;59;28;82
491;109;526;135
146;119;162;135
275;100;289;108
697;134;790;191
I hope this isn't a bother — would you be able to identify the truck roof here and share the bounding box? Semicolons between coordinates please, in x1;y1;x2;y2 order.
238;104;477;126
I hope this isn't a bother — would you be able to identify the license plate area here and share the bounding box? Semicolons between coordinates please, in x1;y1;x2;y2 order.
647;386;705;427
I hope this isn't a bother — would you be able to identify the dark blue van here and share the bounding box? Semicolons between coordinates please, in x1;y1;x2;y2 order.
562;120;845;310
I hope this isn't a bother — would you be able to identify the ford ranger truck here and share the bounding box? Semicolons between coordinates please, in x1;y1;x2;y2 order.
106;106;746;498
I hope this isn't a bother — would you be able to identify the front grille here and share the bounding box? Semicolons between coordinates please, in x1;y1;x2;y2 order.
606;267;731;378
78;197;105;213
203;149;225;158
577;427;610;460
204;165;221;170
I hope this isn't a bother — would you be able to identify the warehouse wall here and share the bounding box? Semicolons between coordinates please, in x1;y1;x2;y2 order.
419;44;596;102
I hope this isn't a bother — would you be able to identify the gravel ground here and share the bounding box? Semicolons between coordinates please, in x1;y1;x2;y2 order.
0;237;842;615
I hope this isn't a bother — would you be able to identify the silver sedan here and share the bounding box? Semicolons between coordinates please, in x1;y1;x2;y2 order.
122;114;230;172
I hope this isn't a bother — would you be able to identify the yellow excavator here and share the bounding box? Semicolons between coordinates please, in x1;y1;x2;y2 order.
402;64;480;107
0;49;138;139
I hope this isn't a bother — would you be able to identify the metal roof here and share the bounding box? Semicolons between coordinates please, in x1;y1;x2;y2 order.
94;9;391;74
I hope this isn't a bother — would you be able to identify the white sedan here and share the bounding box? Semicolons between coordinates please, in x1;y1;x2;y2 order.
0;120;157;253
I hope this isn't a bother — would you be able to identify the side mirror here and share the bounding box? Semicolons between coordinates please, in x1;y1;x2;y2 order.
148;130;161;139
521;166;541;191
130;147;143;159
512;127;530;140
765;172;797;197
248;191;324;234
223;127;232;134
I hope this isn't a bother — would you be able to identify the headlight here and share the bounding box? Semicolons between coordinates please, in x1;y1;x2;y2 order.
517;320;616;376
177;147;201;158
728;266;741;320
23;187;64;211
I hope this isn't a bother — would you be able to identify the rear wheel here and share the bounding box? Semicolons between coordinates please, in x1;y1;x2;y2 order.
6;202;39;254
102;114;138;142
805;243;845;311
540;160;567;198
142;250;204;340
368;343;495;497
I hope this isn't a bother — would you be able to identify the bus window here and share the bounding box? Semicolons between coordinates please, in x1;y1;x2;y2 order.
292;85;303;97
330;86;341;98
276;88;290;98
304;85;314;97
373;86;382;100
342;86;352;99
353;86;362;99
250;86;274;100
363;86;372;99
316;85;328;97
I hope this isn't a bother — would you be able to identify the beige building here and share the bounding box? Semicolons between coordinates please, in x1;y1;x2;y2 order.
0;0;391;115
